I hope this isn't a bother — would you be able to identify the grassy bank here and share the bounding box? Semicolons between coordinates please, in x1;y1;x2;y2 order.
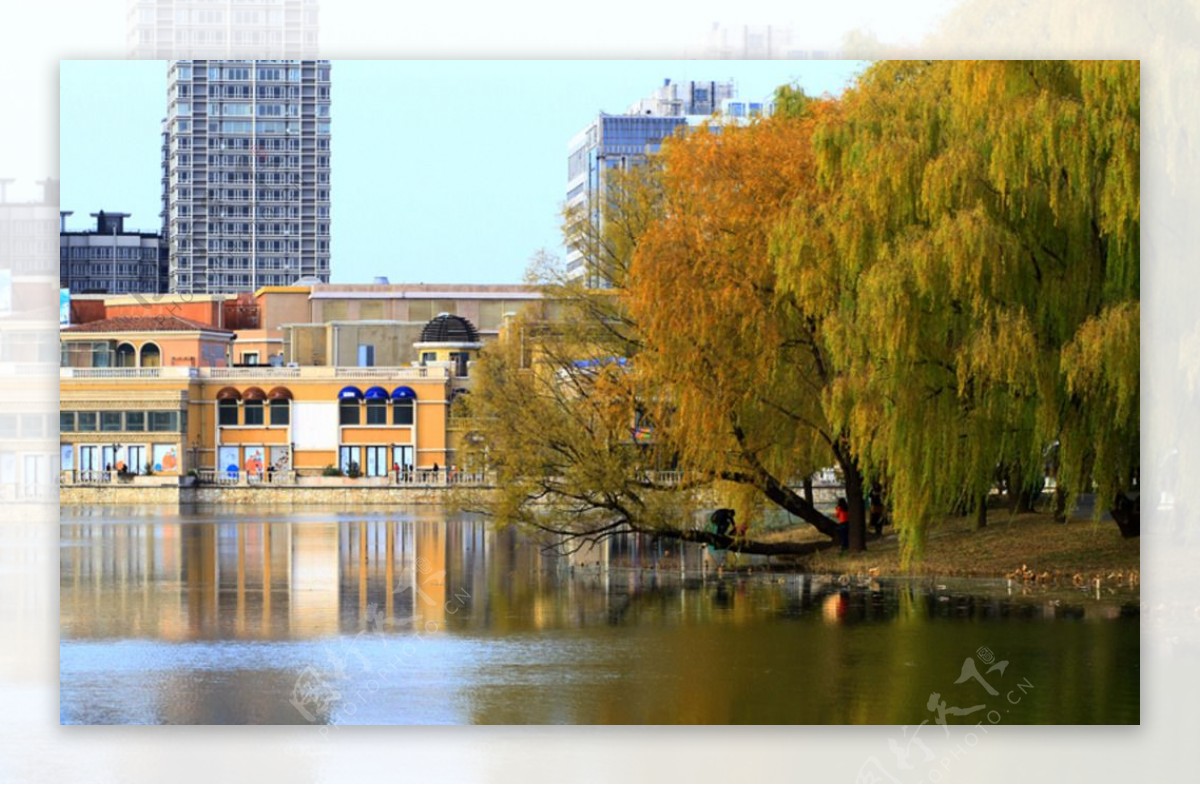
763;508;1139;587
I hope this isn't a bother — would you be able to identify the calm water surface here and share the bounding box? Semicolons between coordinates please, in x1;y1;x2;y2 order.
60;505;1139;724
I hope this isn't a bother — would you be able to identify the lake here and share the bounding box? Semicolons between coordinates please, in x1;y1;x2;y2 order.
60;505;1139;724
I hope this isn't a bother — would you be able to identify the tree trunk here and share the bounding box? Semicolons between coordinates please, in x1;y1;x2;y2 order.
1053;484;1068;523
1006;463;1039;513
725;423;840;541
718;467;840;539
976;493;988;529
803;476;814;506
838;444;867;553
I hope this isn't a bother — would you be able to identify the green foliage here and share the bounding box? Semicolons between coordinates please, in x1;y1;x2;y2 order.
775;60;1139;562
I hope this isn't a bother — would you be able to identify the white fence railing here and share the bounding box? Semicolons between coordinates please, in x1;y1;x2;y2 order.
63;366;451;381
189;468;493;487
61;367;194;380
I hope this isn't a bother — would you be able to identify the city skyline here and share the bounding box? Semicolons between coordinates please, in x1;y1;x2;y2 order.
61;60;864;286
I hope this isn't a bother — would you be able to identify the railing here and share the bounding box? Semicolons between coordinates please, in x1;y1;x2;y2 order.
61;469;157;485
62;365;453;381
60;367;197;380
332;366;447;380
206;367;302;379
63;470;109;485
195;469;241;485
190;468;493;487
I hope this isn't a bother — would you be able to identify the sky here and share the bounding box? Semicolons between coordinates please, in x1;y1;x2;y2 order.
60;60;866;285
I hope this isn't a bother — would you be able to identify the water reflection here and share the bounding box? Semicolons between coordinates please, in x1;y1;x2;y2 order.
60;506;1140;725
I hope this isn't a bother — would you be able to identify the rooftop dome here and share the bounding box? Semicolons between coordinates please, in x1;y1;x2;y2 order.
419;313;480;343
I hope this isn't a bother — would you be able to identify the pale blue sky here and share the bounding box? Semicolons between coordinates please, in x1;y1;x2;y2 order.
60;60;865;284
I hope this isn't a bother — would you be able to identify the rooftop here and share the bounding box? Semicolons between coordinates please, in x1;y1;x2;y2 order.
62;315;235;335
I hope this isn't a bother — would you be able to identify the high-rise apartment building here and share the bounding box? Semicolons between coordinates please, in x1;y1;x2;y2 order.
164;59;331;294
565;79;739;288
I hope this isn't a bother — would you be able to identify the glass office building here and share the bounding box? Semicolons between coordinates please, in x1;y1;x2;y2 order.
163;59;331;294
564;79;738;288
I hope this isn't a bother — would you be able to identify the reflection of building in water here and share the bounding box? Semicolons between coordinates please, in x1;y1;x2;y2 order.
289;523;340;636
61;514;497;641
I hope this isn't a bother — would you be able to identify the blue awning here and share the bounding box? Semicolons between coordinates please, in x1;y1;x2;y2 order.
364;385;390;400
337;385;364;400
391;386;417;400
572;356;629;369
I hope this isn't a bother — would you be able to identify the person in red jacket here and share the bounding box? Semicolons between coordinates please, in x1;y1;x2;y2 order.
835;497;850;550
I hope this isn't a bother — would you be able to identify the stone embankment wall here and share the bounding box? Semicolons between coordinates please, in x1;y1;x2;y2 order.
60;483;843;509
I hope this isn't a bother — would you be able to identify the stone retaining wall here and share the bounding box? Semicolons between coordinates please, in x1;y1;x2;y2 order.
60;483;842;509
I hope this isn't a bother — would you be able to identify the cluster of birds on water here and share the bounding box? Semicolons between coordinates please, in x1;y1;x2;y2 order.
1004;564;1140;589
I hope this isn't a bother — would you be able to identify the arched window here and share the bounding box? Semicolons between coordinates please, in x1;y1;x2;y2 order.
115;343;137;368
267;387;292;425
364;386;389;425
216;387;241;426
338;386;362;425
140;342;161;368
392;386;417;426
243;386;266;425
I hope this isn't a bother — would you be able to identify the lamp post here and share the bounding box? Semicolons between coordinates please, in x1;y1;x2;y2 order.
109;441;122;481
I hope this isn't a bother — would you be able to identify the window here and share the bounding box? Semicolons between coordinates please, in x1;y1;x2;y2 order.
125;412;145;431
365;446;388;477
365;399;387;425
339;400;359;426
242;351;259;365
100;412;123;432
269;400;290;425
420;352;436;366
393;399;414;426
218;399;239;426
140;343;161;368
243;399;264;425
77;412;97;431
338;446;361;475
78;445;98;472
60;412;76;432
149;411;178;432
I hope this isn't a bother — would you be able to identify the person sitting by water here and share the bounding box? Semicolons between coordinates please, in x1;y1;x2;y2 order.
709;508;736;537
835;497;850;550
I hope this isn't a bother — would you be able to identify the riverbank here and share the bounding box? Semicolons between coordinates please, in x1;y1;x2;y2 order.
765;509;1139;586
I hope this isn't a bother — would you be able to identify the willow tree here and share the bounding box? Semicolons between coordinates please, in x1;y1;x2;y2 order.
627;106;866;549
467;167;833;557
775;60;1140;562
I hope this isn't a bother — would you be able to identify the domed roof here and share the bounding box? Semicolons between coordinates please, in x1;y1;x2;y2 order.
419;313;480;343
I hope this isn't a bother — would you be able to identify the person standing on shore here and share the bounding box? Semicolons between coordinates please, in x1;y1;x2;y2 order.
869;485;885;536
835;497;850;550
